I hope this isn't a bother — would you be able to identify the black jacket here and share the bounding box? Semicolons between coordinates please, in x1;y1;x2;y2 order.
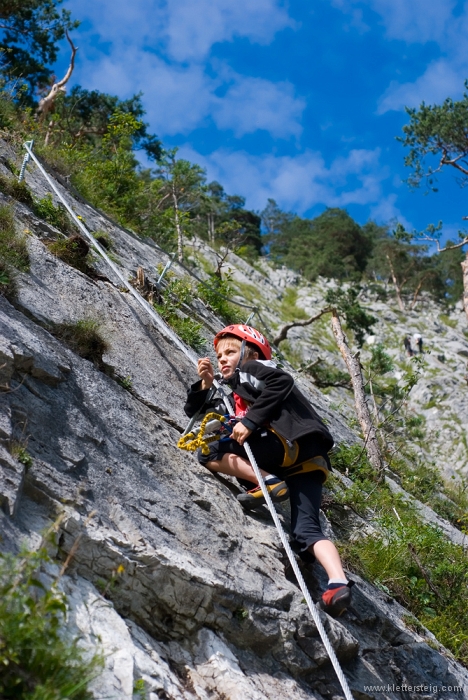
184;359;334;449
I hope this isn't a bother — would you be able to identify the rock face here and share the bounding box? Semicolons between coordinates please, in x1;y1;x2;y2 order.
1;139;468;699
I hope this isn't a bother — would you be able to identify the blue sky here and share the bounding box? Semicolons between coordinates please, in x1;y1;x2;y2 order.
55;0;468;241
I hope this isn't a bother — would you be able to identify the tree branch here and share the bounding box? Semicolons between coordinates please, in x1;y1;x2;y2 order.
331;309;385;478
273;307;332;346
416;235;468;252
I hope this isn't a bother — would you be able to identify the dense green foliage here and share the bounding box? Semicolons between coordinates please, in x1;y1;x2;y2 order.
396;86;468;298
197;273;244;324
266;205;372;281
325;286;376;346
399;82;468;191
154;275;205;350
262;202;462;306
49;86;162;160
0;545;102;698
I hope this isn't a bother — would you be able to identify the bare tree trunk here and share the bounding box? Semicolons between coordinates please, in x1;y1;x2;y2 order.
386;254;405;312
207;212;215;244
172;184;184;263
273;307;332;346
37;31;78;119
462;251;468;324
331;310;386;478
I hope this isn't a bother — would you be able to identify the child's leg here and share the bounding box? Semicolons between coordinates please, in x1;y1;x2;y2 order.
311;540;346;581
206;452;270;484
289;472;348;582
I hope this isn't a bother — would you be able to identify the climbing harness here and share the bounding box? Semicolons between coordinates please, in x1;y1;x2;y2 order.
22;143;354;700
177;412;234;455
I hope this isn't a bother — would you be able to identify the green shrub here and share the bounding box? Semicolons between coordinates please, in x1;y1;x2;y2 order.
154;276;205;351
54;319;109;366
197;274;243;324
92;230;113;250
9;442;33;469
304;358;351;389
33;194;75;234
369;343;394;375
0;546;102;698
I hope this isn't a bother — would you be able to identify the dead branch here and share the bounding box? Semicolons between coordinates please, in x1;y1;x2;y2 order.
273;307;332;346
37;31;78;120
407;544;444;601
385;254;405;312
409;271;437;310
331;309;386;478
416;233;468;253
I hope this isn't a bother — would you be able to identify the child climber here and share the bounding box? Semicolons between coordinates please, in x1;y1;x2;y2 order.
184;324;353;616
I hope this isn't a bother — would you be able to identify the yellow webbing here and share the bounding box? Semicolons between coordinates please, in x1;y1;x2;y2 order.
177;412;227;455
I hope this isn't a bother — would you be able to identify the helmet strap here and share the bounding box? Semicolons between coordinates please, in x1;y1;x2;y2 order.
236;339;246;371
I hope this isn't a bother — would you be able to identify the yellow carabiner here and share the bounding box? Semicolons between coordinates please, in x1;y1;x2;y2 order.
177;412;226;455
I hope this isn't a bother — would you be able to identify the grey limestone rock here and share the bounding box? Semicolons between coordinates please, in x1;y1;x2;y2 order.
1;139;468;699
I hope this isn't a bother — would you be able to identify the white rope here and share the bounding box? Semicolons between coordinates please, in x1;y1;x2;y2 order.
24;142;354;700
23;143;199;366
243;443;354;700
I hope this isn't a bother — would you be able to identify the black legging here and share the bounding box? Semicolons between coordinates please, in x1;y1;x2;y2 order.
198;430;330;551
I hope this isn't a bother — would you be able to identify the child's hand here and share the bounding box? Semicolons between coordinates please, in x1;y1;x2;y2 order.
232;422;252;446
197;357;214;390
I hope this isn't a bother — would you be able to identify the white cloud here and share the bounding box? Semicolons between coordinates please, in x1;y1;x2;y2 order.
75;49;304;138
212;75;305;138
331;0;468;112
67;0;293;62
377;59;465;113
331;0;456;44
65;0;301;137
164;0;294;61
369;194;411;228
178;146;389;215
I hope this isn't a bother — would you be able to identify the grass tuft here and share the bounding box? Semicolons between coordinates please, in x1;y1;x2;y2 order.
53;319;109;366
0;172;34;205
47;235;91;275
0;204;29;296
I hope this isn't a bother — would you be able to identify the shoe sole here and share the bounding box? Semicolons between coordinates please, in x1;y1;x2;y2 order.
238;485;289;510
319;590;351;617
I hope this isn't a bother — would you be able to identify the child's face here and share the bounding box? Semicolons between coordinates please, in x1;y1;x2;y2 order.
216;340;241;379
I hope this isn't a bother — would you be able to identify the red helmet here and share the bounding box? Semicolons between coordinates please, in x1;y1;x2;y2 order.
214;324;272;360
